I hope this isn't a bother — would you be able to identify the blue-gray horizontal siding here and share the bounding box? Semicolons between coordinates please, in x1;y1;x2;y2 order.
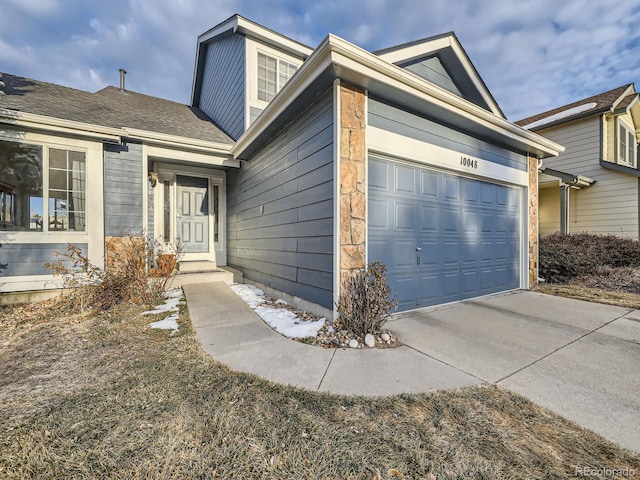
369;98;527;171
400;56;461;96
199;34;246;140
227;90;334;308
0;243;88;276
104;142;143;237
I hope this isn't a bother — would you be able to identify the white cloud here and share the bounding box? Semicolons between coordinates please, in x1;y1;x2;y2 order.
0;0;639;120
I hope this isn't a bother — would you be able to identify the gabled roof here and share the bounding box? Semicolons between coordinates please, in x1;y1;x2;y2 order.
196;14;313;57
373;32;504;117
233;33;563;161
516;84;635;131
191;14;313;106
0;72;233;145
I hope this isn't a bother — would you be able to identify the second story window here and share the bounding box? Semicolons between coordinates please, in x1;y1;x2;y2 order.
618;121;637;168
257;52;297;102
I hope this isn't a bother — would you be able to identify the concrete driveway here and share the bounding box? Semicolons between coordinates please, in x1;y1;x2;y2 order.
388;291;640;453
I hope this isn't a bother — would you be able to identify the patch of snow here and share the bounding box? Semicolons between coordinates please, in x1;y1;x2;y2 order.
523;102;598;130
230;283;265;308
148;314;179;336
230;283;325;339
142;288;183;335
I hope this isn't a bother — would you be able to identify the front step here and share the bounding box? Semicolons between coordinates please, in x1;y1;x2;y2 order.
172;270;234;287
171;261;240;287
178;260;218;274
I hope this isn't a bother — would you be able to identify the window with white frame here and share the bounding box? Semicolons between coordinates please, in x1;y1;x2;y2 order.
0;139;86;232
618;121;637;168
257;52;298;102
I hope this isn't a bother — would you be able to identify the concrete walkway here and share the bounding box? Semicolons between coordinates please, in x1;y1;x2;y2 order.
183;282;640;453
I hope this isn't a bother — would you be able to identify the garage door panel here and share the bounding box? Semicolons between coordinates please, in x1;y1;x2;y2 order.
442;272;461;301
395;164;417;195
442;240;460;266
368;239;390;266
480;269;494;289
368;157;522;312
421;170;439;198
368;199;389;230
420;204;439;231
442;207;459;233
393;239;417;268
393;276;417;310
369;158;390;191
416;274;440;305
462;270;478;296
395;202;416;230
462;179;481;204
444;176;460;201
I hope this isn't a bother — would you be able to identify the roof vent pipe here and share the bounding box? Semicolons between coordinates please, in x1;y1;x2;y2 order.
119;68;127;91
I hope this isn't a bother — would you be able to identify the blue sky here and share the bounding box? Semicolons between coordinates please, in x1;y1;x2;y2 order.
2;0;640;121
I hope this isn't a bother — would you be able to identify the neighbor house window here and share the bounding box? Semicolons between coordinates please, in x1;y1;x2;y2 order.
257;52;297;102
618;121;637;168
0;139;86;232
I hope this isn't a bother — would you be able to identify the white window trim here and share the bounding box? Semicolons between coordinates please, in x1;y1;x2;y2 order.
617;118;637;168
0;133;90;235
0;128;104;276
245;38;303;113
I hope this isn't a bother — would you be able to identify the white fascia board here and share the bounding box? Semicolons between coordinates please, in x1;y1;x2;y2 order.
233;34;564;160
368;126;529;186
448;39;503;117
196;15;239;44
610;84;636;110
196;15;312;59
0;109;122;142
122;127;233;155
146;144;239;168
232;35;334;157
235;17;313;58
328;35;564;157
375;34;502;116
375;36;452;63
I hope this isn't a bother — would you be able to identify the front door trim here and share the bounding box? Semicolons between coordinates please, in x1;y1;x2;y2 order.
153;163;226;265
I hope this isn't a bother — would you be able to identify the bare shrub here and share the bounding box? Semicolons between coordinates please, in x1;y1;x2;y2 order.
45;231;182;311
335;261;398;337
539;232;640;283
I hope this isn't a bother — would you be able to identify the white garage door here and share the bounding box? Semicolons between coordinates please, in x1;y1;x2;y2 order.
368;157;522;312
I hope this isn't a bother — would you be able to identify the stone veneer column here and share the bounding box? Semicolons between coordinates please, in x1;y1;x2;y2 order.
339;83;367;285
528;155;539;288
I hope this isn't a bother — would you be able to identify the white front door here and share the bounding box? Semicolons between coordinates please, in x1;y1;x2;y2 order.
176;175;209;253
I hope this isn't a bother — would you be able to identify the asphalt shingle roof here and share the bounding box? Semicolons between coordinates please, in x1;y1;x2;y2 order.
0;72;233;144
515;84;633;130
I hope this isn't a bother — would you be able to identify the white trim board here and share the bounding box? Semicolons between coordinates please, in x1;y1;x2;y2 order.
366;126;529;187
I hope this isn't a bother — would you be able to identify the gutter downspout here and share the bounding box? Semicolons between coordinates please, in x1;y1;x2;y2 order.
560;184;570;234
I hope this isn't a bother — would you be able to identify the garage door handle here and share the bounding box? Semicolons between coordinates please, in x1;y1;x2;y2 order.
416;247;422;251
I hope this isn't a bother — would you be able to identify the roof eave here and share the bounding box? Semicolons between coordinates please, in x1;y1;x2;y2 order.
0;109;235;159
0;109;123;142
526;107;611;132
233;34;564;160
374;32;504;118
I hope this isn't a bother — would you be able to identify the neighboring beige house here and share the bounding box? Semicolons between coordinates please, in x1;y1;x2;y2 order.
517;84;640;238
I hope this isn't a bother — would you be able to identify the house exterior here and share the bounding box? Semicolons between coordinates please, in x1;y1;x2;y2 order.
1;15;562;314
517;84;640;238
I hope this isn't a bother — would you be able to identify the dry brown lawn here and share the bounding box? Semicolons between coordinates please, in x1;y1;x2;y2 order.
1;297;639;479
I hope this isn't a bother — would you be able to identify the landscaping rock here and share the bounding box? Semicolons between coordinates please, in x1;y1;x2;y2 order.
364;333;375;348
381;333;390;342
348;339;359;348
